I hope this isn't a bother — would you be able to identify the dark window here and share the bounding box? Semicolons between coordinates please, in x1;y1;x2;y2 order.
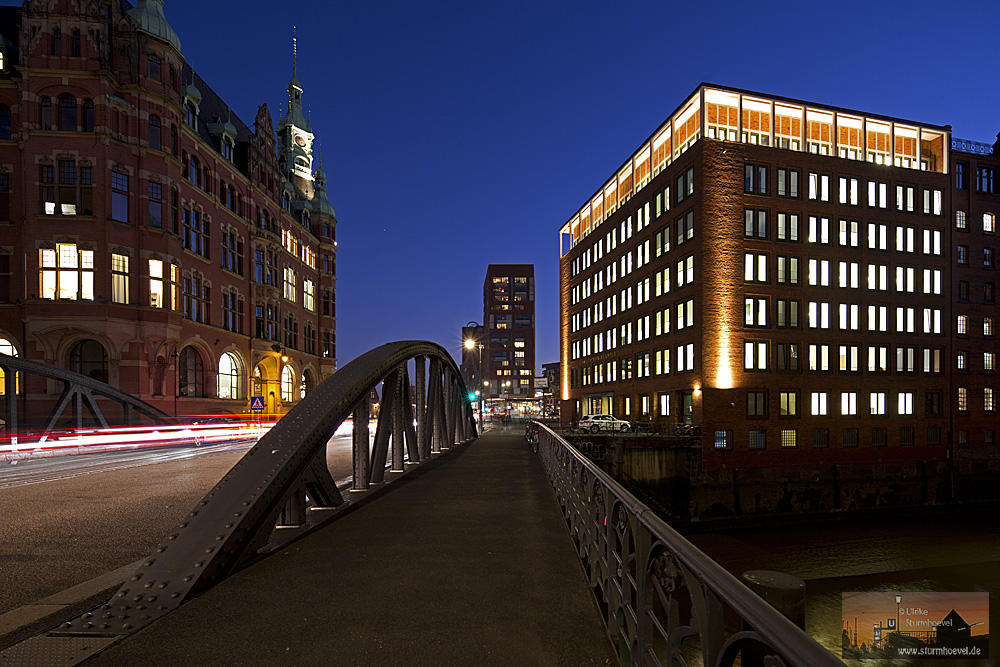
83;99;94;132
900;427;914;446
71;29;80;57
978;166;996;194
776;343;799;371
812;428;829;448
222;292;244;334
842;428;859;447
747;390;766;417
59;95;77;131
178;347;204;397
221;230;243;275
70;340;108;383
872;427;887;446
958;280;969;300
111;172;129;222
41;98;52;130
0;105;10;140
925;392;941;416
148;181;163;228
147;54;161;81
148;115;161;151
927;427;941;445
956;162;967;190
52;27;61;56
744;208;767;238
776;168;799;198
0;174;8;221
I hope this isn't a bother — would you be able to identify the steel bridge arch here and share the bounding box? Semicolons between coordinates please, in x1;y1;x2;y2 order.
0;353;178;434
61;340;477;637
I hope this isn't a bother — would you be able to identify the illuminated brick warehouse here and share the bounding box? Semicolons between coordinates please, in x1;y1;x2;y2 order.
0;1;337;418
559;84;999;508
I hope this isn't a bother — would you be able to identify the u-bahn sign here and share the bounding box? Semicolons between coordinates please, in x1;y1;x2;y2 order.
249;396;266;411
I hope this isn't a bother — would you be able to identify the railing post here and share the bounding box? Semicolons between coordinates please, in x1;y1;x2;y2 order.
352;404;370;491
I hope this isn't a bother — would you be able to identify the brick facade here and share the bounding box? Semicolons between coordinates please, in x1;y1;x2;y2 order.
0;1;337;421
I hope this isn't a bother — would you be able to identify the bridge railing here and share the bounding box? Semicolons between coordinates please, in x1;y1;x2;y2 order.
533;421;845;667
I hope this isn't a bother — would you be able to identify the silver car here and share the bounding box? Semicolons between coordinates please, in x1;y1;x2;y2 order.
578;414;631;433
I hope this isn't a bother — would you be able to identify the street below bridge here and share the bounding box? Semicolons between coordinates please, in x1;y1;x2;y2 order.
0;432;367;616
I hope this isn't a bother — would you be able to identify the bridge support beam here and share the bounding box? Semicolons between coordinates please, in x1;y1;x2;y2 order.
352;404;370;491
391;364;405;472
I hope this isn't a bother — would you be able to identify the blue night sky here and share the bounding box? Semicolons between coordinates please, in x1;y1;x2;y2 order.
20;0;1000;372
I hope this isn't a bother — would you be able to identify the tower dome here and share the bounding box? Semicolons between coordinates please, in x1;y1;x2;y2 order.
127;0;182;54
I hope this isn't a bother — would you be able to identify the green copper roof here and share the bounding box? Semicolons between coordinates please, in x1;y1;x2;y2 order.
127;0;182;54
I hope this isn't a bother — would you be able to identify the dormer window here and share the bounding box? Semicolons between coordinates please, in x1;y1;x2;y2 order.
185;101;197;129
221;136;234;161
0;48;5;72
301;210;310;226
282;192;290;211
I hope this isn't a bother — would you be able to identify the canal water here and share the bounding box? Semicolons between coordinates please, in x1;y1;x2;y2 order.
682;507;999;665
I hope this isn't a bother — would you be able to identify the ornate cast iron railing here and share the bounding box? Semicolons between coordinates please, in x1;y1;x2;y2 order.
0;353;178;436
952;137;994;156
55;341;476;639
533;422;845;667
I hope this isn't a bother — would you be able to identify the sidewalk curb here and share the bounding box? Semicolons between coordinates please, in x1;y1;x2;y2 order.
0;559;142;651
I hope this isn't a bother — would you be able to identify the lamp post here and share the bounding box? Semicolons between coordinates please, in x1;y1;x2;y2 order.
895;594;901;634
463;329;484;425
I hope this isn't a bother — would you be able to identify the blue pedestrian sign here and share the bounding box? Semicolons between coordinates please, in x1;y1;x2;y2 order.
250;396;266;411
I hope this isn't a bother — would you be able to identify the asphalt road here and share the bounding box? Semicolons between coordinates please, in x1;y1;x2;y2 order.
0;434;360;615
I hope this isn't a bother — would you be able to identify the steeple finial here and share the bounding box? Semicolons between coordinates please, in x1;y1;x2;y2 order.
292;26;297;74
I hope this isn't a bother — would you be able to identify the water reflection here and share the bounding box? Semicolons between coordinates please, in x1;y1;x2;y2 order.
683;508;999;665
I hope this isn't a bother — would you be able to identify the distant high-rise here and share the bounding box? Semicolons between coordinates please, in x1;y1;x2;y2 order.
483;265;535;399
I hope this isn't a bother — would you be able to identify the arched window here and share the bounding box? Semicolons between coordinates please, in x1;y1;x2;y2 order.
41;97;52;130
83;99;94;132
70;340;108;383
218;352;240;399
148;115;161;151
0;337;18;395
300;369;314;399
0;105;10;141
280;365;296;403
188;155;200;187
178;346;204;397
59;95;77;132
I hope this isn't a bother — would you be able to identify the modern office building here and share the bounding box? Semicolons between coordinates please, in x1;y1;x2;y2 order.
0;1;337;419
483;264;535;402
559;83;998;476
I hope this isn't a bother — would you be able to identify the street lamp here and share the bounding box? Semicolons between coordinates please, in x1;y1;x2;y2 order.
895;594;901;634
463;330;484;424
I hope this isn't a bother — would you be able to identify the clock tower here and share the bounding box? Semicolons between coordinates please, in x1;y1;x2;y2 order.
276;36;315;201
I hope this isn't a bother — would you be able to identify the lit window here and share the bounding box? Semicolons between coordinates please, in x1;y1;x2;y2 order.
283;266;297;301
985;213;996;233
841;392;857;416
870;392;886;415
780;429;797;448
303;279;315;311
958;387;968;412
811;392;828;416
898;392;913;416
281;365;297;403
956;210;967;230
111;253;129;304
39;244;94;300
218;352;240;400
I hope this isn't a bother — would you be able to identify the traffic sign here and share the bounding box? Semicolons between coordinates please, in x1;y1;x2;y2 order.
250;396;266;411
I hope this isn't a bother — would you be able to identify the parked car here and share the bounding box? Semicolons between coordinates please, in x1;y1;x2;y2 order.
578;414;631;433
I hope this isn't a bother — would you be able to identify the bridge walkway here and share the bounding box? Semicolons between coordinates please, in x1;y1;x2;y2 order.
85;429;617;667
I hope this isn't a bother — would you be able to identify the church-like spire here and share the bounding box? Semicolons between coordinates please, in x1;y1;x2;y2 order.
276;26;315;196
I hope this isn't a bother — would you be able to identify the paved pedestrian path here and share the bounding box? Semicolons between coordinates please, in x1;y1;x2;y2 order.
86;430;618;666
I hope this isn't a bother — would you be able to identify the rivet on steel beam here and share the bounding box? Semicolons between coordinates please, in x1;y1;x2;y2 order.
122;623;132;630
158;605;167;611
148;595;157;602
158;582;168;589
85;622;93;628
168;534;178;540
194;561;204;568
142;615;151;620
84;612;92;618
171;592;181;598
183;576;192;582
156;546;167;553
64;621;72;627
132;595;143;602
131;575;141;581
205;548;215;554
144;560;155;567
102;623;110;629
103;613;113;619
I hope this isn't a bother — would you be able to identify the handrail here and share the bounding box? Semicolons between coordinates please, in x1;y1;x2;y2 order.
532;421;845;667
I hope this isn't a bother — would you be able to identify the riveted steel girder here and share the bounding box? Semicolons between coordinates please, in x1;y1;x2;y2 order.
57;341;476;639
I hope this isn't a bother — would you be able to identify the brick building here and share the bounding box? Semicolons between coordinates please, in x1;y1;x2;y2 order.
0;0;337;420
483;264;535;402
559;83;999;477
